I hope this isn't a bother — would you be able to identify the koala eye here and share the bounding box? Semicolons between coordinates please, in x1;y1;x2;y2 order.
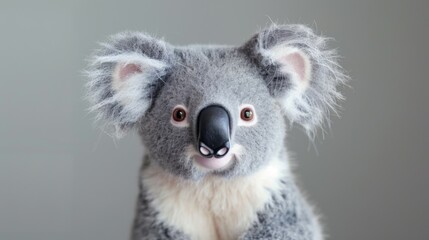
171;105;189;127
173;107;187;122
240;108;254;121
238;104;257;127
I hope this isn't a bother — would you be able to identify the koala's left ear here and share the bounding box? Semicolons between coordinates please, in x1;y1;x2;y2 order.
86;32;174;135
242;24;348;134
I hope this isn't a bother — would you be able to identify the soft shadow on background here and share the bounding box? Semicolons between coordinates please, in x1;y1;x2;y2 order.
1;1;428;239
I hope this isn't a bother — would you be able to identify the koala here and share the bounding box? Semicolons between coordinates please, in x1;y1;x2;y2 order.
86;24;347;240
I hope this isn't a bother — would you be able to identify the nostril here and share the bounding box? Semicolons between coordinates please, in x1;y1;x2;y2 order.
215;147;229;157
200;146;211;156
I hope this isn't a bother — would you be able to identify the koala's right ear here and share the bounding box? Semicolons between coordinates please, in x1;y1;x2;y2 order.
241;24;348;136
86;32;173;134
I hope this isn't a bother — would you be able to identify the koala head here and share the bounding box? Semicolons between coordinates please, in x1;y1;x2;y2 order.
86;24;347;180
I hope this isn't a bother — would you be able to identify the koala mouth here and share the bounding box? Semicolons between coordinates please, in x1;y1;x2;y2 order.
188;144;244;170
193;153;234;170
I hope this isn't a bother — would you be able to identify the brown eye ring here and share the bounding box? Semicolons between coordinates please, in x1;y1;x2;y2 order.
172;107;187;122
240;108;254;121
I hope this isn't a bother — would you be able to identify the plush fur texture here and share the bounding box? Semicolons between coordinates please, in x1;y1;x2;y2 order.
86;24;347;240
86;32;174;134
242;24;348;137
139;155;289;240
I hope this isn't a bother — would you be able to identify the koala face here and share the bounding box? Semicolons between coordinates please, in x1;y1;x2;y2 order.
140;48;285;179
87;24;347;180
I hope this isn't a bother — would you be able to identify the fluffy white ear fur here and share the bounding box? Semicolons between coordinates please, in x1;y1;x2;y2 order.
105;53;166;105
263;46;316;130
88;52;168;135
265;46;312;92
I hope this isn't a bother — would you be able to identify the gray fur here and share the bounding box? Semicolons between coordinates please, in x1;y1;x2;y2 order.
242;24;348;136
86;32;174;133
140;45;284;180
86;24;347;240
239;178;321;240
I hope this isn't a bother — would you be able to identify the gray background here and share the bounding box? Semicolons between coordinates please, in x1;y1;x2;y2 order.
1;0;428;239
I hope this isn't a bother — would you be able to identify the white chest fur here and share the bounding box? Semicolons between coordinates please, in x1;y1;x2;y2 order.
141;158;289;240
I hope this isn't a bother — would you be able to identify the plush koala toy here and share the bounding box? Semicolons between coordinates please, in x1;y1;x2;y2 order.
86;24;347;240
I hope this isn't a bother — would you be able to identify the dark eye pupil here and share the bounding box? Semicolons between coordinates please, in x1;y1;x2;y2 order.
244;110;252;119
176;111;184;119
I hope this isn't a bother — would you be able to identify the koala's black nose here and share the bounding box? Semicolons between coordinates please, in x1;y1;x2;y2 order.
197;105;231;158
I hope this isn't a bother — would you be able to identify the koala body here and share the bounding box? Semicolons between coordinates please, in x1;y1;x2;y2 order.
87;24;347;240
